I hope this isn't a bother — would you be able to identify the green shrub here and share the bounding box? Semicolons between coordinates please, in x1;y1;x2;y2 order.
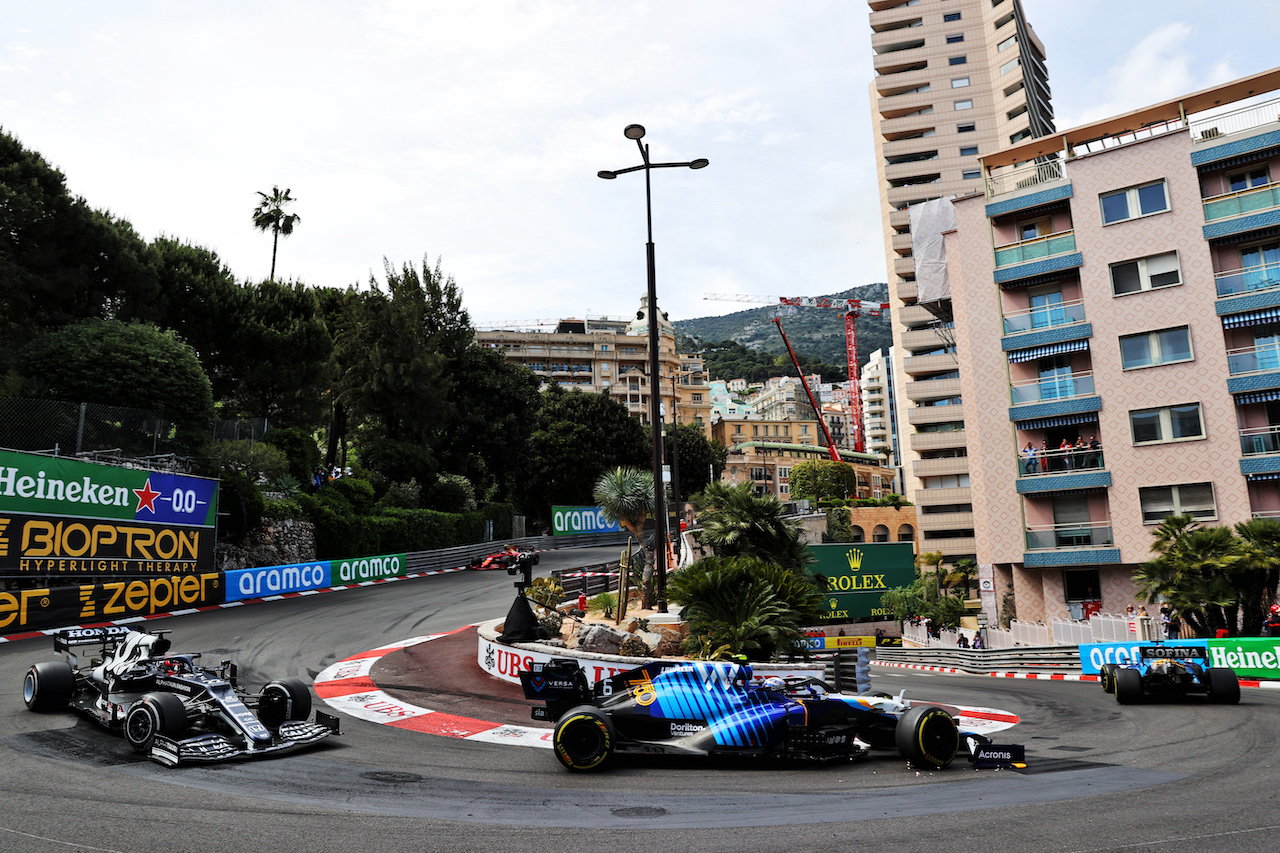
425;473;477;512
375;478;422;510
262;496;303;521
218;471;266;545
330;476;376;515
261;426;321;483
357;436;437;486
590;591;617;619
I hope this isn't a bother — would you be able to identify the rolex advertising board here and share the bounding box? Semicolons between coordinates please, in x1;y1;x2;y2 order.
807;542;916;621
0;449;219;578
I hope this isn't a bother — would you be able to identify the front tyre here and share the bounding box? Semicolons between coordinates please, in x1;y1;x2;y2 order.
553;706;613;772
23;661;74;711
1205;667;1240;705
895;705;959;769
259;677;313;727
124;693;188;753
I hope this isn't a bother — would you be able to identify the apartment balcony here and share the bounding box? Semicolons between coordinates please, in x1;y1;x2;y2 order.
1215;260;1280;304
876;89;938;119
1239;426;1280;480
894;256;918;277
1202;181;1280;241
1001;300;1092;354
1008;371;1101;422
1189;96;1280;164
895;279;918;302
918;535;977;556
918;510;973;528
908;404;966;427
1023;521;1119;567
891;231;914;253
912;456;970;478
900;326;948;351
910;430;966;453
905;377;962;402
1016;447;1110;494
984;159;1069;204
902;352;956;375
889;208;911;229
1226;343;1280;396
897;303;932;326
870;29;925;56
993;230;1083;286
914;486;970;507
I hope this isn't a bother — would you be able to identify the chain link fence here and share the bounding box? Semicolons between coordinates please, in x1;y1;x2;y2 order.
0;398;269;473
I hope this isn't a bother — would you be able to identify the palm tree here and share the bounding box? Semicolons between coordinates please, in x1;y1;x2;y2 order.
691;482;813;571
1233;518;1280;635
251;186;301;281
593;467;655;608
1135;515;1242;637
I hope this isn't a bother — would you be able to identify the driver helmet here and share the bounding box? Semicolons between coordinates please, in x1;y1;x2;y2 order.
1271;603;1280;615
760;676;785;692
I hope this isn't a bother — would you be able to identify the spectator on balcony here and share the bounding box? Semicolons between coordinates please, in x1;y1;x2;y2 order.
1022;442;1038;474
1088;434;1102;468
1039;439;1051;471
1059;438;1075;470
1073;437;1088;470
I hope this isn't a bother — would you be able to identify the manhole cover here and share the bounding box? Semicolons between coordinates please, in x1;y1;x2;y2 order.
611;806;667;818
1050;745;1092;752
360;771;424;784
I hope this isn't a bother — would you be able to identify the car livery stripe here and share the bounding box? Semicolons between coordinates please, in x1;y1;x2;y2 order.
313;628;554;750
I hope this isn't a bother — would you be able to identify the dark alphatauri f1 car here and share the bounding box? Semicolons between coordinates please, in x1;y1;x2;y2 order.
23;626;339;766
1099;644;1240;705
521;657;1008;772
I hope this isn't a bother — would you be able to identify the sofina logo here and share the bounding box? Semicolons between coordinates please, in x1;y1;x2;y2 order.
846;548;864;571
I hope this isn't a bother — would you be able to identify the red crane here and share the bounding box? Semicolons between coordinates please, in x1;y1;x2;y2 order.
704;294;889;454
772;316;842;463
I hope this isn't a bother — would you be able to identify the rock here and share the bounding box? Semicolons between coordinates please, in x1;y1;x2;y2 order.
635;630;663;652
653;627;685;657
575;623;627;655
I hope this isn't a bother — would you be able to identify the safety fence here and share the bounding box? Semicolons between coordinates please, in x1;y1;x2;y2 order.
904;611;1171;653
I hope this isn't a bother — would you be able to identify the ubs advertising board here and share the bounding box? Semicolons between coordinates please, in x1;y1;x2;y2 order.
807;542;915;621
0;449;219;578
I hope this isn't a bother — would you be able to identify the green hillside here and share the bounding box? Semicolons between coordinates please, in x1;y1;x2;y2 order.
674;284;893;383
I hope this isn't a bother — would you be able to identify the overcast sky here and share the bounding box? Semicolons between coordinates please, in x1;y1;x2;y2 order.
3;2;1276;327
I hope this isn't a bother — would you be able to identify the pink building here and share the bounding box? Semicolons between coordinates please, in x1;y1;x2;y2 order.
934;67;1280;624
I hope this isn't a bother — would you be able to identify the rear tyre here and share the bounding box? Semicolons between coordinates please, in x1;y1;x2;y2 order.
553;706;613;771
1100;663;1118;694
895;705;959;769
124;693;188;753
1114;668;1144;705
1205;667;1240;705
23;661;74;711
259;677;313;727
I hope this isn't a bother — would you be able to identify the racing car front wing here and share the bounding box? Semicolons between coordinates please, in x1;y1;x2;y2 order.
148;715;340;767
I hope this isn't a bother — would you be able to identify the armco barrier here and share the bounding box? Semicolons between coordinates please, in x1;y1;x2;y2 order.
876;644;1083;674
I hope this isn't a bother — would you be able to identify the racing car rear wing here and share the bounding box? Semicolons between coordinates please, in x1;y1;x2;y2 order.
53;626;169;654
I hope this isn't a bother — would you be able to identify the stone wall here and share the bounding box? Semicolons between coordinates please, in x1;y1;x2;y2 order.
215;518;317;571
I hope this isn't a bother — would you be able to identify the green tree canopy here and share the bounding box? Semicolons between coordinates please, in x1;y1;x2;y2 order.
691;482;813;571
667;422;728;502
787;459;860;503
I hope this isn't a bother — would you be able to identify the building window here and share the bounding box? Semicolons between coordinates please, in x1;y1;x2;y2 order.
1009;128;1032;144
958;122;976;133
1000;57;1021;76
951;76;970;88
1101;180;1170;224
1018;217;1051;240
873;525;891;542
946;33;964;43
997;34;1017;52
1110;251;1181;295
954;99;973;110
1129;403;1204;445
1229;168;1269;192
943;11;961;21
959;145;978;156
801;425;809;434
734;424;743;433
752;425;759;436
691;393;702;402
1139;483;1216;524
962;168;981;179
949;55;967;66
1120;327;1193;369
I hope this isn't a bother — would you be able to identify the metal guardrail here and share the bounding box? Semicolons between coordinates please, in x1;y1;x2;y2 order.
876;644;1082;673
404;532;631;575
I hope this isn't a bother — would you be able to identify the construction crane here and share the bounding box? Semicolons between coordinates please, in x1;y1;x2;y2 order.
703;293;889;454
772;316;842;463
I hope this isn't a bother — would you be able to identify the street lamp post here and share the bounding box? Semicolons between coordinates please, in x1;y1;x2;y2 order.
598;124;707;613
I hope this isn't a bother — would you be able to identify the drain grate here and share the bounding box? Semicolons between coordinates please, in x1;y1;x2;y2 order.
361;771;424;783
611;806;667;818
1050;745;1093;752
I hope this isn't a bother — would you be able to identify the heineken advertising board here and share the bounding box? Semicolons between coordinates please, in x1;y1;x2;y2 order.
0;449;219;577
551;506;622;536
807;542;916;621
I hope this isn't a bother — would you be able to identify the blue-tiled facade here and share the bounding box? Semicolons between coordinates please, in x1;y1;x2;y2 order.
1215;287;1280;316
1023;549;1121;568
993;252;1084;285
1239;455;1280;477
1002;322;1092;352
984;182;1073;219
1008;395;1102;423
1016;470;1111;494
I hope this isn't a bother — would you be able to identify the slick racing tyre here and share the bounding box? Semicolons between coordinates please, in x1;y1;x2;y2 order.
259;677;313;727
895;705;959;769
1114;668;1144;705
1205;667;1241;705
553;706;614;772
23;661;74;712
1100;663;1119;694
124;693;188;753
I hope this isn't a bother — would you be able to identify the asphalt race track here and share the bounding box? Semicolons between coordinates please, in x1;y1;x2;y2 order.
2;545;1279;853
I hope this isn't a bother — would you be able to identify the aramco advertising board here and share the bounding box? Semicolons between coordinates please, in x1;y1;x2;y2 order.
0;449;219;578
807;542;915;621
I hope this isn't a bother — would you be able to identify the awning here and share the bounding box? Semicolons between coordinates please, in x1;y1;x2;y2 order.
1247;472;1280;481
1008;339;1090;363
1196;145;1280;174
1235;388;1280;405
1013;412;1100;430
1222;307;1280;329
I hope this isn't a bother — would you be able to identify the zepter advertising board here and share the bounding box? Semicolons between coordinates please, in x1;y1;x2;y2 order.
807;542;917;621
0;449;218;579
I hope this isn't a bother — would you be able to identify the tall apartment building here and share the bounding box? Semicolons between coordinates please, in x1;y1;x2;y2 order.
942;67;1280;624
860;347;900;484
869;0;1053;565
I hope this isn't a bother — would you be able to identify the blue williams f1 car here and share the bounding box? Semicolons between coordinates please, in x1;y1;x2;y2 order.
1099;644;1240;705
521;658;1013;772
23;626;339;766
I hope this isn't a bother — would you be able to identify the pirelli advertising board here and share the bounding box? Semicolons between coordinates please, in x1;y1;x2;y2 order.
0;449;218;578
807;542;916;621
